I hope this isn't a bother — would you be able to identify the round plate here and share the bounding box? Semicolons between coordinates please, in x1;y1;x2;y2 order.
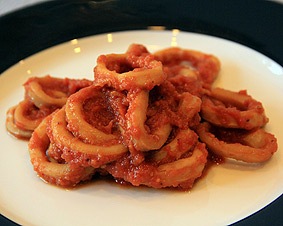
0;1;283;226
1;30;283;226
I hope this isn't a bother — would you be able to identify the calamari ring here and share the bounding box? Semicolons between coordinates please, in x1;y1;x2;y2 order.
156;142;208;188
48;108;128;168
126;90;172;151
154;47;221;85
26;80;67;108
151;128;199;164
106;142;208;189
201;88;269;130
166;66;205;97
28;116;95;187
13;100;44;131
196;122;278;163
94;44;166;90
65;85;118;144
6;106;33;139
25;75;93;108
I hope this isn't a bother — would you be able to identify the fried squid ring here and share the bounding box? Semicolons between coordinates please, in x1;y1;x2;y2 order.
6;99;55;139
196;122;277;163
27;80;67;107
106;142;207;189
151;128;199;164
25;75;93;108
13;100;44;131
154;47;221;85
125;90;172;151
94;44;166;90
28;116;95;187
6;106;33;139
201;88;269;130
65;85;118;144
166;66;205;97
156;142;207;188
48;108;128;168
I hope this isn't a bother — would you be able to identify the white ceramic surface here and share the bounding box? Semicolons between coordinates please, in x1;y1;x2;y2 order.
0;30;282;226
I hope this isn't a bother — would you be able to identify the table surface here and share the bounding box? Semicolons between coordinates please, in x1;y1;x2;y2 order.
0;0;283;16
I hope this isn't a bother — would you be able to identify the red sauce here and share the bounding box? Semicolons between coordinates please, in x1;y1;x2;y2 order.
83;92;116;134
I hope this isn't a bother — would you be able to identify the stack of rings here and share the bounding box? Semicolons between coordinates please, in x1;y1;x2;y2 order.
6;75;92;139
6;44;278;190
197;88;277;163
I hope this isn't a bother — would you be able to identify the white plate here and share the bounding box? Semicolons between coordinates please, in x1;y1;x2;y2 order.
1;30;283;226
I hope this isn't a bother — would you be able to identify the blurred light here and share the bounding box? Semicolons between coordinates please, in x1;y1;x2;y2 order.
107;34;113;43
70;39;78;45
74;47;81;53
148;26;166;30
172;29;180;35
171;29;180;46
27;69;31;74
